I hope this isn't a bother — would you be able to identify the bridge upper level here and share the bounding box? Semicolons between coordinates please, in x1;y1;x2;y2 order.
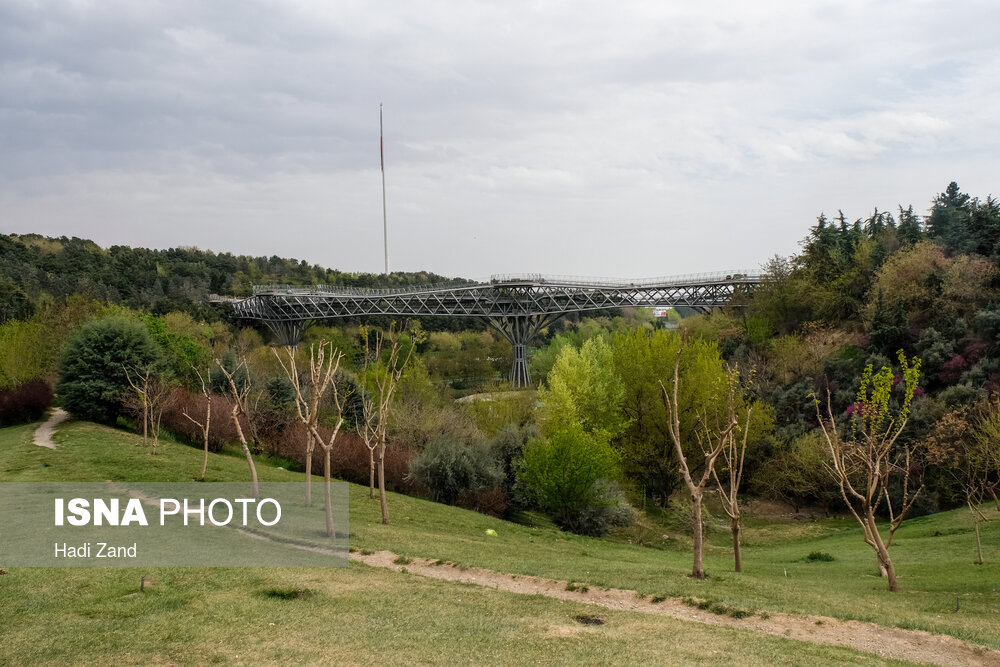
233;270;760;323
227;270;761;386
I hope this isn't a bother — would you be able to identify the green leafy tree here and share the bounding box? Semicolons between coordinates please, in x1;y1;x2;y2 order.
539;336;627;441
0;278;33;324
607;328;684;504
927;182;972;253
56;317;165;424
896;205;923;246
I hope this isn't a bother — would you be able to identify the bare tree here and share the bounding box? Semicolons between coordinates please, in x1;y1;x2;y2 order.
659;348;737;580
360;323;420;525
297;343;349;538
215;356;260;498
359;388;379;499
814;353;922;592
182;367;212;480
969;403;1000;562
971;400;1000;514
124;365;174;455
123;365;150;449
273;342;340;512
926;402;1000;565
712;366;753;573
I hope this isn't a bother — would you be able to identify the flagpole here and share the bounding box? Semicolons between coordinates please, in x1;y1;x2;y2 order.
380;103;389;275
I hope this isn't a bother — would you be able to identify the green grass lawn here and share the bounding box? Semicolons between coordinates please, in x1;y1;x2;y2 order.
1;418;998;663
0;564;916;666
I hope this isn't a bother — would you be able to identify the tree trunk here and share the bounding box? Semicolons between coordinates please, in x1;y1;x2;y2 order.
866;512;897;592
231;406;259;498
731;516;742;573
881;549;898;592
975;517;984;566
369;449;376;500
970;501;984;565
304;432;313;508
378;444;390;525
324;448;334;538
691;492;705;579
200;399;210;481
151;411;161;454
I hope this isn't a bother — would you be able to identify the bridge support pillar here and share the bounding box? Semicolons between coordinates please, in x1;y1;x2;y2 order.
264;320;310;348
489;314;561;388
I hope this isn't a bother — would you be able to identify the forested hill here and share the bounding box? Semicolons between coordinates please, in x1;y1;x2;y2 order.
0;233;466;322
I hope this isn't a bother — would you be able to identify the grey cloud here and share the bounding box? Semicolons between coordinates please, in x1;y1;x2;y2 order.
1;0;999;277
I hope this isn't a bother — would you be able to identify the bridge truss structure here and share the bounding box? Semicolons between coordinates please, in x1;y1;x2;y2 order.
229;272;760;387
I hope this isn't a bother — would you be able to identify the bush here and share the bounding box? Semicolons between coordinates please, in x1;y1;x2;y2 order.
568;479;635;537
408;437;503;506
56;317;165;424
805;551;835;562
518;423;630;536
0;379;53;427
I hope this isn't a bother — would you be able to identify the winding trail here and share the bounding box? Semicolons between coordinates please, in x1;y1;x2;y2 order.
351;550;1000;666
33;408;68;449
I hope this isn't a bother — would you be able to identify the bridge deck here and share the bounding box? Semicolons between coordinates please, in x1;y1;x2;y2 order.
235;271;760;322
227;271;760;386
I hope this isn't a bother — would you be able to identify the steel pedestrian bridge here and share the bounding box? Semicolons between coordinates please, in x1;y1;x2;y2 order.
228;271;760;386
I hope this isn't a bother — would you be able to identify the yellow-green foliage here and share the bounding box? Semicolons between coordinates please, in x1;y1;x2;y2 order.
464;391;537;437
853;351;921;434
680;310;742;343
539;336;626;440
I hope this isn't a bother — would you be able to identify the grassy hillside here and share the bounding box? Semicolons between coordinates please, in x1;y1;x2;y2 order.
1;419;998;663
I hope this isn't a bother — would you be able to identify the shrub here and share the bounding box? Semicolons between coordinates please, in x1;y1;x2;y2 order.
805;551;835;562
569;479;636;537
456;485;509;518
490;422;537;510
518;423;632;536
257;415;415;492
0;379;53;427
159;387;242;453
56;317;165;424
408;436;503;506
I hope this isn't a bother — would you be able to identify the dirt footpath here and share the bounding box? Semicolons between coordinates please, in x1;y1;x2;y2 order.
33;408;68;449
351;550;1000;666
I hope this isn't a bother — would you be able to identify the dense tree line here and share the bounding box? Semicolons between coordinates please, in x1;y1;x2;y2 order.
0;233;468;324
698;182;1000;513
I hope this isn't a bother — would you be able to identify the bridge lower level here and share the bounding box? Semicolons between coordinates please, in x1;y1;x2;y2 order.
227;272;759;387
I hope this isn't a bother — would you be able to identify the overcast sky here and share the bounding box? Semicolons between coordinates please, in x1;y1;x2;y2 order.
1;1;998;281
